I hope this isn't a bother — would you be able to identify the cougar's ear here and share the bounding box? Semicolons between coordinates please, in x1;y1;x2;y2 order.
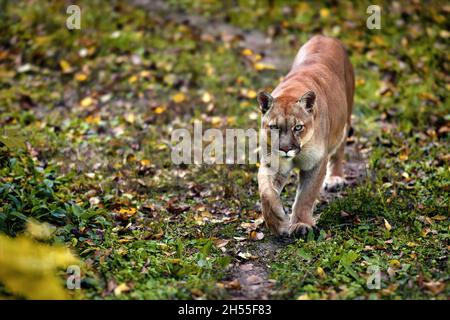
257;92;273;114
297;90;316;113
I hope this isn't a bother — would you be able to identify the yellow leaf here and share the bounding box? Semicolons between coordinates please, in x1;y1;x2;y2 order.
320;8;330;18
242;48;253;56
384;218;392;231
139;70;151;78
205;63;214;76
227;116;236;125
372;35;386;46
35;36;51;46
389;259;401;268
128;75;138;84
26;220;56;240
211;116;222;125
316;266;326;279
172;92;186;103
432;215;446;221
124;113;136;124
140;159;151;166
85;114;100;124
154;106;166;114
80;97;94;108
254;62;276;71
0;234;78;299
117;207;137;219
74;72;87;82
201;92;213;103
246;90;257;99
169;258;181;264
114;283;130;296
59;59;72;73
356;78;365;87
297;294;310;300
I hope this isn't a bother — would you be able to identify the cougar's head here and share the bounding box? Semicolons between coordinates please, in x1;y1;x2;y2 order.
257;90;316;159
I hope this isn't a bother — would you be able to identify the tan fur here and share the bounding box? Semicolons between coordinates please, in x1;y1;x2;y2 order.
257;35;355;235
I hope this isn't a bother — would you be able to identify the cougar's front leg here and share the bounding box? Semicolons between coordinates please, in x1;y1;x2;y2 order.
258;166;289;235
289;158;328;235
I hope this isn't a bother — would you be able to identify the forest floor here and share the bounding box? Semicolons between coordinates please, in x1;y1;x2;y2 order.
0;1;448;299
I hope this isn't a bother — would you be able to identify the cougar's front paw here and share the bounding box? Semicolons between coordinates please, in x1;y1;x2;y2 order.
323;175;346;192
261;195;289;236
264;212;289;236
288;222;314;236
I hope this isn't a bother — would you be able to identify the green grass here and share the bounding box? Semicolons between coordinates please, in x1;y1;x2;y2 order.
0;0;448;299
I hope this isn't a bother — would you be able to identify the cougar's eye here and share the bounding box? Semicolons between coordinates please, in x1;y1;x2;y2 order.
294;124;304;132
269;124;278;130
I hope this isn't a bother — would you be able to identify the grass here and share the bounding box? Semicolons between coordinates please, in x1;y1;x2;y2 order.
0;0;448;299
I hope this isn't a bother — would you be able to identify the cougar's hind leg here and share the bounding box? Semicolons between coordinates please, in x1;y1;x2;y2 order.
323;132;346;192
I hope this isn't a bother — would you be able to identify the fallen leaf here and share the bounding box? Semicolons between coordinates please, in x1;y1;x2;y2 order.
172;92;186;103
384;218;392;231
241;48;253;56
154;106;166;114
128;75;138;84
80;97;94;108
316;266;326;279
389;259;401;268
237;251;257;260
201;92;213;103
223;279;241;290
423;281;445;294
59;59;72;73
89;197;100;206
117;207;137;220
214;239;230;248
114;283;130;296
320;8;330;18
124;113;136;124
74;72;87;81
249;230;264;241
190;288;204;297
254;62;276;71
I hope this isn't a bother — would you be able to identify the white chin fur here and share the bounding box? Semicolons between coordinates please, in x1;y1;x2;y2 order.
278;150;297;159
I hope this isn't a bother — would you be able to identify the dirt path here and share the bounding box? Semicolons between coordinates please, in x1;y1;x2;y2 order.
130;0;369;300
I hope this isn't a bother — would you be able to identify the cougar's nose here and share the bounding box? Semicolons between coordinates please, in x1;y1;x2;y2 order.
279;146;291;153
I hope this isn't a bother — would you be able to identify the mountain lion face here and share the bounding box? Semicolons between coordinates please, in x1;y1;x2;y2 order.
258;91;316;159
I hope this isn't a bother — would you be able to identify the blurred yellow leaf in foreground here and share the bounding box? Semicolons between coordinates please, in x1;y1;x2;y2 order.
0;234;79;299
25;219;56;240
